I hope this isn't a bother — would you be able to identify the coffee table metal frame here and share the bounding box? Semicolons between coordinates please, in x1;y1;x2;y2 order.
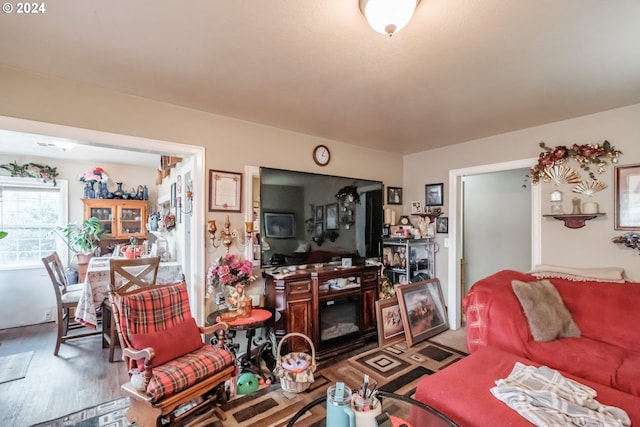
286;389;458;426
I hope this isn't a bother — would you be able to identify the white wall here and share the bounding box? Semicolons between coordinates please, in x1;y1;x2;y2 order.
404;103;640;303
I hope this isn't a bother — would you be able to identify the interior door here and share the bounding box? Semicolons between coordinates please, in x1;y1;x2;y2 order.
461;168;531;293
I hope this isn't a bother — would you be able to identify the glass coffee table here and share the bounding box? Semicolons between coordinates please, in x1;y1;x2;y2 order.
286;390;458;426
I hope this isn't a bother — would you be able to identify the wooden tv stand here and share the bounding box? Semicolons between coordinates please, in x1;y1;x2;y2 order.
264;264;379;361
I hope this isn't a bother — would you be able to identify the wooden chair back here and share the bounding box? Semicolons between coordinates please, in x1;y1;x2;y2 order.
42;252;70;303
108;256;160;364
42;251;100;355
109;257;161;295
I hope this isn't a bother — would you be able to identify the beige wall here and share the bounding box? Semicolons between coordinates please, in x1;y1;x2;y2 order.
0;66;403;235
3;64;640;321
0;66;403;323
404;103;640;295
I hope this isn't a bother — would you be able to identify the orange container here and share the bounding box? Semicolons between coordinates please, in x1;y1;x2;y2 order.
121;245;144;259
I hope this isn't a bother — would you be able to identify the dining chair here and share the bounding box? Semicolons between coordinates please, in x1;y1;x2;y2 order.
104;257;161;362
42;252;101;356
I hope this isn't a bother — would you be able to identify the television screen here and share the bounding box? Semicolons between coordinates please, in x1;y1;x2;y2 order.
259;167;383;267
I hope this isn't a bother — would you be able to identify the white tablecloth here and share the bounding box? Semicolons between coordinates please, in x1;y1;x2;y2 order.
75;257;184;328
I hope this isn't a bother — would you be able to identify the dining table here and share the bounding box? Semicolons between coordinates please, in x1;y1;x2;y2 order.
74;256;184;328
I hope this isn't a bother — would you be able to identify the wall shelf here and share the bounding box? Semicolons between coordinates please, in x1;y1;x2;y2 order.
413;212;442;222
543;213;605;229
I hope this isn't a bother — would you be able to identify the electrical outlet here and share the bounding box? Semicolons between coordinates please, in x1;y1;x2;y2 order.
44;310;52;321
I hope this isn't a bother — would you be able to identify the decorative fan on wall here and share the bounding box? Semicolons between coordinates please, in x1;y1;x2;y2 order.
542;165;581;186
572;180;607;197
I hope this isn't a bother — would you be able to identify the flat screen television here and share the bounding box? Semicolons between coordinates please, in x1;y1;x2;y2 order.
259;167;383;267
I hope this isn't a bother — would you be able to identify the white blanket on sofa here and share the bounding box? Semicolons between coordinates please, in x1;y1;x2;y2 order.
528;264;626;283
490;362;630;427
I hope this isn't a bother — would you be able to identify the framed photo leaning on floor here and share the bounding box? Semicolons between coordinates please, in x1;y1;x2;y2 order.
375;297;405;347
395;279;449;347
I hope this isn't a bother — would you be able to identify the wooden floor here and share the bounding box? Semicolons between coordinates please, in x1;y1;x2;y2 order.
0;322;467;427
0;322;129;427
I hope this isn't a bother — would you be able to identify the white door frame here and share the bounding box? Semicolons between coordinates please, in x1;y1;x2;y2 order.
0;115;208;323
447;158;541;329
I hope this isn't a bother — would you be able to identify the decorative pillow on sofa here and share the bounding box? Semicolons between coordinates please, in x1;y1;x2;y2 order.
130;317;204;368
511;279;581;342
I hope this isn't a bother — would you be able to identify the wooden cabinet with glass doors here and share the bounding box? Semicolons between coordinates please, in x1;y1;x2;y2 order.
83;199;148;240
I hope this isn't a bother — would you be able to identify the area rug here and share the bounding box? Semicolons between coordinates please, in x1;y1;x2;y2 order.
0;351;34;384
31;339;466;427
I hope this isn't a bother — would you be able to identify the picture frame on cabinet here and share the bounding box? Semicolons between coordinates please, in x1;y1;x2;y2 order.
375;297;405;347
395;279;449;347
208;169;242;212
387;187;403;205
615;163;640;230
425;183;444;206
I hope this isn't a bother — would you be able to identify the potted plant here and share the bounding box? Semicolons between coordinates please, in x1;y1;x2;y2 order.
51;217;107;281
52;217;107;261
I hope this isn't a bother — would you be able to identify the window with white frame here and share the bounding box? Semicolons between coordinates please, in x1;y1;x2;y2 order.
0;178;68;268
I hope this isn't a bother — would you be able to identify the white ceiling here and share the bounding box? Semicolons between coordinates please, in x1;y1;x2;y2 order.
1;1;640;156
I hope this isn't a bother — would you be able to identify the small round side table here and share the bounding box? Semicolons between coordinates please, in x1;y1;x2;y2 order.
210;308;274;383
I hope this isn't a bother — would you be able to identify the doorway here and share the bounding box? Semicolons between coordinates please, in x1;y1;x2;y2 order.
446;158;542;329
0;115;208;323
461;168;532;293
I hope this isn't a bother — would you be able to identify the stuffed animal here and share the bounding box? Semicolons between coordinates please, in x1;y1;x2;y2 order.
282;357;309;373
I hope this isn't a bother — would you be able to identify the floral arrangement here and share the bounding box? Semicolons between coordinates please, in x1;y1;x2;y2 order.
530;141;621;184
612;232;640;255
206;253;256;299
0;161;59;185
79;167;109;183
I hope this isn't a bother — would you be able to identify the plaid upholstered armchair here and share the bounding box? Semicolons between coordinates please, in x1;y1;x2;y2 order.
110;280;236;427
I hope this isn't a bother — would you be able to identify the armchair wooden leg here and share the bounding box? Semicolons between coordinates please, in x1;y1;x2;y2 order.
126;398;162;427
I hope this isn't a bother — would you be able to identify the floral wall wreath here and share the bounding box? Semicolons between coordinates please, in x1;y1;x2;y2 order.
530;141;622;196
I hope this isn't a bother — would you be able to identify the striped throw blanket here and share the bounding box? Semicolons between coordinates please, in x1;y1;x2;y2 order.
490;362;630;427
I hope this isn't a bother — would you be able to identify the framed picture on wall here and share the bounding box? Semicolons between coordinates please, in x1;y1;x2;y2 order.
208;170;242;212
387;187;402;205
326;203;339;230
425;183;444;206
436;217;448;233
264;212;296;238
395;279;448;347
615;163;640;230
315;205;324;222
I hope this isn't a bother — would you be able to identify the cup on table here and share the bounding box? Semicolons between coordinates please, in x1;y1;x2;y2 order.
351;393;382;427
327;383;354;427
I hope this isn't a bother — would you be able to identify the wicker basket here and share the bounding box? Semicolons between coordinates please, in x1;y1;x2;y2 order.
275;332;317;393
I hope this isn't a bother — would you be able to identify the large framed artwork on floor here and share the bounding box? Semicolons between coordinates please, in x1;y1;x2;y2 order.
395;279;448;347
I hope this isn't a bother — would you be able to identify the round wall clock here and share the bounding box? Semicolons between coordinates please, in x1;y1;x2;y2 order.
313;145;331;166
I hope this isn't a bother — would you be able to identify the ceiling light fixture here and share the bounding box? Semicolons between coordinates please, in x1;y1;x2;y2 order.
359;0;420;37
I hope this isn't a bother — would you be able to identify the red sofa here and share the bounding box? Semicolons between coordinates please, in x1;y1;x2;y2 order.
414;269;640;426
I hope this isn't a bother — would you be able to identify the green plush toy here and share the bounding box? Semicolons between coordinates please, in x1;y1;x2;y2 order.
236;372;259;395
